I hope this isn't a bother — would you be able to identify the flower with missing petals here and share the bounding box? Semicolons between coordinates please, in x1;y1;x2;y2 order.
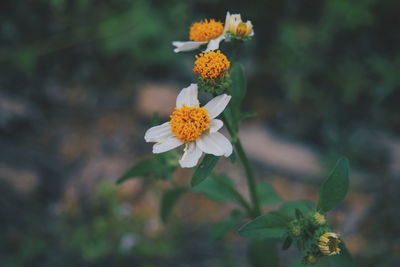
172;19;226;53
144;84;232;168
172;12;254;53
318;232;341;256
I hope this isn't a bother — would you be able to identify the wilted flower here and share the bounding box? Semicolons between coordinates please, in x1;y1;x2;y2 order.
318;232;341;256
224;11;254;39
144;84;232;168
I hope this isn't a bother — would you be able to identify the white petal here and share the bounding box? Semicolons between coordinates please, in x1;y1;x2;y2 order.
152;136;182;154
205;35;225;52
172;41;207;53
196;132;233;157
176;84;199;108
203;94;232;119
179;142;203;168
224;11;231;32
209;119;223;133
144;122;172;142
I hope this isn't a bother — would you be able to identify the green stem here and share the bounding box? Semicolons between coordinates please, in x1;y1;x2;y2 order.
234;138;261;218
222;114;261;218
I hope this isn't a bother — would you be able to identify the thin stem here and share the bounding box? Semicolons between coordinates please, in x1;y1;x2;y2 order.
222;114;261;218
234;138;261;218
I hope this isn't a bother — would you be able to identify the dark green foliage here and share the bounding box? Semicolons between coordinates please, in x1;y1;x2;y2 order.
318;157;350;212
256;183;282;205
116;159;154;184
191;154;219;187
209;209;245;241
247;238;281;267
239;213;287;238
160;187;187;223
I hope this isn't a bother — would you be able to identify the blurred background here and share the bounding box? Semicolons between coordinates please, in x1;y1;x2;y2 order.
1;0;399;266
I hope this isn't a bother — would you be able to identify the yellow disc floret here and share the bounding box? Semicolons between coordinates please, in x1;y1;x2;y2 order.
318;232;341;256
189;19;224;42
193;50;231;79
169;105;211;143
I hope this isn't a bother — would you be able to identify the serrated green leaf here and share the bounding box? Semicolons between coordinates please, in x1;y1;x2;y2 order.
256;183;282;205
116;159;154;184
239;213;288;238
318;157;350;212
160;187;187;223
191;155;219;187
247;238;281;267
209;209;245;241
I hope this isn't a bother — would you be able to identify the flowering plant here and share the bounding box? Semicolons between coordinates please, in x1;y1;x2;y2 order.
118;11;354;266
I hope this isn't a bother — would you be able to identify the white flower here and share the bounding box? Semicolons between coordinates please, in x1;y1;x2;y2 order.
172;18;226;53
144;84;233;168
224;11;254;39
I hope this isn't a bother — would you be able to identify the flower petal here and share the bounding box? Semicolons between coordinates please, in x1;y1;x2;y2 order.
205;35;225;52
152;136;182;154
209;119;223;133
176;83;199;108
223;11;231;32
179;142;203;168
172;41;207;53
196;132;233;157
144;122;173;143
203;94;232;119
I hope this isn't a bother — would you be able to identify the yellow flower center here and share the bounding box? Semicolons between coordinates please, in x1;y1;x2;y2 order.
236;22;249;36
189;19;224;42
169;104;211;143
193;50;231;79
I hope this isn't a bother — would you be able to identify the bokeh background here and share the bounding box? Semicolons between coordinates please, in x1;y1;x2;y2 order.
1;0;399;266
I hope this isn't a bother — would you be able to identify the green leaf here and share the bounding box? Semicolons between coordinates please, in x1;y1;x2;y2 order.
241;111;257;120
116;159;154;184
153;150;179;180
209;209;245;241
191;155;219;187
295;208;304;219
256;183;282;205
278;201;315;219
229;150;237;163
238;213;287;238
160;187;187;223
192;174;237;202
231;63;247;107
247;238;281;267
282;236;293;250
318;157;350;212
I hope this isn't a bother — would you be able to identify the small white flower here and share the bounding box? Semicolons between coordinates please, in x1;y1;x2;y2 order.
144;84;233;168
224;11;254;39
